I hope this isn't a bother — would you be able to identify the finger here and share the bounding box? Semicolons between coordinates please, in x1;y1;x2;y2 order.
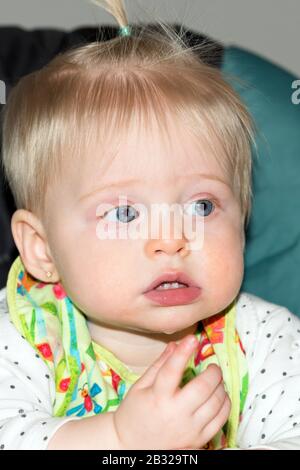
153;335;199;398
198;394;231;446
136;342;177;389
193;381;228;426
178;364;223;412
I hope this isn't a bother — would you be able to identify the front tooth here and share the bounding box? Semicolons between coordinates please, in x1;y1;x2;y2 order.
156;282;185;290
162;282;173;290
155;283;167;290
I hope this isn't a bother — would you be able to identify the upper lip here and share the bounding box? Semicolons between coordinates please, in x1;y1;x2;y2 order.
143;272;199;293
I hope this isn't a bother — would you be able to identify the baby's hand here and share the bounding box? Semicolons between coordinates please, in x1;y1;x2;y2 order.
113;336;231;450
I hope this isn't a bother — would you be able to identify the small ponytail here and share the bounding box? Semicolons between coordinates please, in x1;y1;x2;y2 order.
90;0;130;32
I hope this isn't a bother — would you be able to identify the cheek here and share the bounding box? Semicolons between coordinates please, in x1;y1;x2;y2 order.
203;224;244;298
44;204;139;312
51;225;136;315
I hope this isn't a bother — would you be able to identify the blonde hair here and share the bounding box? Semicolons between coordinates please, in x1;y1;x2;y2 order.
1;0;256;227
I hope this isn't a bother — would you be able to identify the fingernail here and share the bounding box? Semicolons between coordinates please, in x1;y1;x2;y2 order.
186;336;197;347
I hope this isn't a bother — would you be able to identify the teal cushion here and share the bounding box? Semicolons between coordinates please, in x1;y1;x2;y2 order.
221;46;300;317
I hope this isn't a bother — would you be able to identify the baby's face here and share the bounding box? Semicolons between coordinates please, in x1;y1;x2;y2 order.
43;114;245;335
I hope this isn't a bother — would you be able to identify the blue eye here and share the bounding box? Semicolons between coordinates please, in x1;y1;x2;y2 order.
103;205;139;223
186;199;215;217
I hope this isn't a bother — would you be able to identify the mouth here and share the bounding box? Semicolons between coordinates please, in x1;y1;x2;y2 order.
143;272;201;306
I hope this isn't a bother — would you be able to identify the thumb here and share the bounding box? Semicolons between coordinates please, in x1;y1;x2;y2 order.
135;342;177;389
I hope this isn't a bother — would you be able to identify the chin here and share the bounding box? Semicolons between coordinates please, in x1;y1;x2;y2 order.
159;321;196;336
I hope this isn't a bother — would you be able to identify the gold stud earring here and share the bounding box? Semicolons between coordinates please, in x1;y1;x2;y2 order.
46;271;53;279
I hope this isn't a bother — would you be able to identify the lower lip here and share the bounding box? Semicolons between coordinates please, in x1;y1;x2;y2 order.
143;286;201;306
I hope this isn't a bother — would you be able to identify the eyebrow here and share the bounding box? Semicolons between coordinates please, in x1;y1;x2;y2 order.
78;173;229;202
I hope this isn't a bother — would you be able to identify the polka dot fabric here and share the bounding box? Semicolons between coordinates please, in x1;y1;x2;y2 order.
235;293;300;449
1;287;300;449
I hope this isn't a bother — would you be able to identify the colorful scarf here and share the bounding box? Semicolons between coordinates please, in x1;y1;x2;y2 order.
6;256;248;449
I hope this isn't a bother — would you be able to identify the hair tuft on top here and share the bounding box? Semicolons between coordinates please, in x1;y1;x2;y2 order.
90;0;129;29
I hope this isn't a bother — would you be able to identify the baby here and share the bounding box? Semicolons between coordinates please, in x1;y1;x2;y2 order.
1;0;300;451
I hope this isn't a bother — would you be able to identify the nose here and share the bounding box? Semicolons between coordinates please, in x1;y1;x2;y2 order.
145;229;190;259
144;203;192;259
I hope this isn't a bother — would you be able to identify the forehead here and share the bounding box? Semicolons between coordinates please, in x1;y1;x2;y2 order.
70;111;229;194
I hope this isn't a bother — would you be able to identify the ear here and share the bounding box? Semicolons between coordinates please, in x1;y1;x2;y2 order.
11;209;60;283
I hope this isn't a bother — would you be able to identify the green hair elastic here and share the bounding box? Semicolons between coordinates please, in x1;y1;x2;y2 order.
118;25;132;37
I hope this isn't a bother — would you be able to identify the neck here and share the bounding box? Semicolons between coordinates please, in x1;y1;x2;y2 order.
87;321;199;375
